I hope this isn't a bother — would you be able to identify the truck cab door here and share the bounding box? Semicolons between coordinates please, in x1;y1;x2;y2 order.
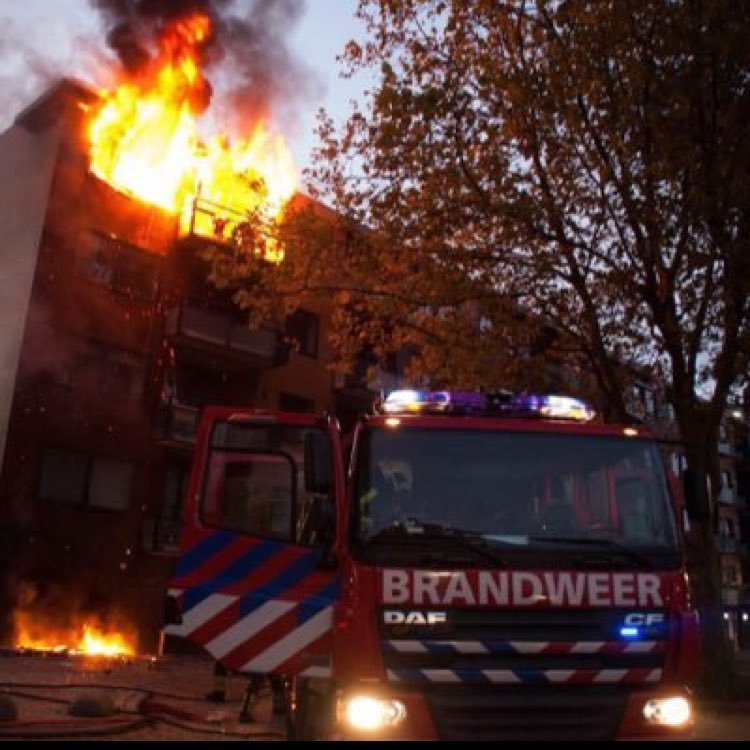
164;408;341;678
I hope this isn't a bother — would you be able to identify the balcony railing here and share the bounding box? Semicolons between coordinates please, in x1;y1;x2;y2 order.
178;196;284;263
717;536;742;555
165;304;278;362
153;402;201;446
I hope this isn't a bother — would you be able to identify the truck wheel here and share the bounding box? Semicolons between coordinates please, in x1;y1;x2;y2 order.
287;677;333;740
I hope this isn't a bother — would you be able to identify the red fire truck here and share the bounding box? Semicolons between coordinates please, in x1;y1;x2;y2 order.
165;389;706;740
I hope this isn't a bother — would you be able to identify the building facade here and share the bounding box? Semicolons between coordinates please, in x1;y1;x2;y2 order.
625;380;750;648
0;81;375;652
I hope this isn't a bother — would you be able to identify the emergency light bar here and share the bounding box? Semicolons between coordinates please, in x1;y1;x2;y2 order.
509;393;597;422
379;389;596;421
380;389;486;414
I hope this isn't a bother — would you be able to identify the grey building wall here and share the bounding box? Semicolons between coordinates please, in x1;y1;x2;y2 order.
0;123;60;466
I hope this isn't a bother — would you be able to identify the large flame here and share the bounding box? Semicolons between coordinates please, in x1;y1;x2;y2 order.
14;611;136;658
87;12;296;260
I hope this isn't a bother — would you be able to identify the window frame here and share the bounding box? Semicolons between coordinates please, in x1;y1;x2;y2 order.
285;308;320;359
83;231;161;302
198;421;333;548
37;446;133;512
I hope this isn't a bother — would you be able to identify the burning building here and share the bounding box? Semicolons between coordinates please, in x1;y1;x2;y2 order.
0;5;371;654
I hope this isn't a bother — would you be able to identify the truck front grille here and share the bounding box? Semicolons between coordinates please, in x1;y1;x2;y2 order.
380;607;667;684
422;685;627;741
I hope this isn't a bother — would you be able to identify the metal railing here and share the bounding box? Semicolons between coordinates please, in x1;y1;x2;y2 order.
178;196;284;262
164;304;278;361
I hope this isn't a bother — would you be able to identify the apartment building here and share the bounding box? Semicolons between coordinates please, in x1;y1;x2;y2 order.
0;80;374;651
626;381;749;648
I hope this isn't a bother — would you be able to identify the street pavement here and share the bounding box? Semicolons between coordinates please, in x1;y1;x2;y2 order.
1;651;749;740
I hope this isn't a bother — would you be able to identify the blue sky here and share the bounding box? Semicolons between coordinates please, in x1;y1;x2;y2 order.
0;0;372;176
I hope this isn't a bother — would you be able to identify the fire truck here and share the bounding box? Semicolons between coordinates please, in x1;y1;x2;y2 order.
165;389;707;740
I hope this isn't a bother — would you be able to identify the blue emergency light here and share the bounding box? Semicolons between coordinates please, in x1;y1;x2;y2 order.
619;626;642;639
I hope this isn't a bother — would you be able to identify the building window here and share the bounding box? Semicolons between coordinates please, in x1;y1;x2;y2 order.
669;453;687;477
643;390;655;417
724;565;738;587
38;448;133;511
38;449;87;506
285;308;320;358
162;463;190;522
84;232;160;301
278;392;316;414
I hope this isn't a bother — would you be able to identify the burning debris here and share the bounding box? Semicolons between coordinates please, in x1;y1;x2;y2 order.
9;583;137;660
13;616;136;659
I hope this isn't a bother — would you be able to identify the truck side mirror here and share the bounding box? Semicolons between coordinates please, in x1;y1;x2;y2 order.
682;467;711;521
304;431;332;494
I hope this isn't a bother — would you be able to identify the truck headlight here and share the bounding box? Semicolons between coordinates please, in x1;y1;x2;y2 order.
341;695;407;731
643;696;691;727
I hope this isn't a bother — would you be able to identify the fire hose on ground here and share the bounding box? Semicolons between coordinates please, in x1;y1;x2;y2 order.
0;682;287;740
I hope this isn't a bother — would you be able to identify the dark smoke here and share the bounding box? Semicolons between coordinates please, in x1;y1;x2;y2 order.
89;0;318;125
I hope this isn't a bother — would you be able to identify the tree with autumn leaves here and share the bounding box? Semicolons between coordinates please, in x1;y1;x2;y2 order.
205;0;750;694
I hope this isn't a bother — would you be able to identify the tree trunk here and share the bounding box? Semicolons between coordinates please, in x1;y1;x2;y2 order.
681;421;735;699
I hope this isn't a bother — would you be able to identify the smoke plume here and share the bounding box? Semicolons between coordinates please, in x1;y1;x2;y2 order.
89;0;318;127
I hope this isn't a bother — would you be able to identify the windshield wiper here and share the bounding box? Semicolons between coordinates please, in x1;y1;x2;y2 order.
366;522;508;566
526;536;656;569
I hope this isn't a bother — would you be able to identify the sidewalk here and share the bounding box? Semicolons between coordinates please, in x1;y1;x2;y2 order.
1;651;750;740
695;700;750;741
0;652;284;741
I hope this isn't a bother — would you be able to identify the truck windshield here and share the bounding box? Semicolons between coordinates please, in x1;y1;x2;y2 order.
352;426;679;567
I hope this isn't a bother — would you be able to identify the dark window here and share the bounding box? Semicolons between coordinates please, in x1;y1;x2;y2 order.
279;393;316;414
84;232;160;301
163;463;190;522
88;343;145;402
38;448;133;511
724;565;738;586
285;309;320;358
151;462;190;549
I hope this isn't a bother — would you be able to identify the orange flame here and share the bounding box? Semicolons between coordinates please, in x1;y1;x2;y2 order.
87;12;296;259
14;611;136;657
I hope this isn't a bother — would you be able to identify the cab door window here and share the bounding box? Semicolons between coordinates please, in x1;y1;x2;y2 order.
220;455;294;539
199;421;332;547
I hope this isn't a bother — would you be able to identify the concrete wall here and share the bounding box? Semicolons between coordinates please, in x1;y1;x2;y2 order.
0;123;60;469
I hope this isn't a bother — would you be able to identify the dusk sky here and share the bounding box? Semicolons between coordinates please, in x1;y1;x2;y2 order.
0;0;372;179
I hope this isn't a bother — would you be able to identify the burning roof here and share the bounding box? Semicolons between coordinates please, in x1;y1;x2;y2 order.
84;8;297;260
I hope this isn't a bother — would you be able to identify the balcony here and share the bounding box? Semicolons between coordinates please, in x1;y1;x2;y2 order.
178;195;284;263
153;402;200;446
719;440;737;458
164;304;279;364
717;536;742;555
